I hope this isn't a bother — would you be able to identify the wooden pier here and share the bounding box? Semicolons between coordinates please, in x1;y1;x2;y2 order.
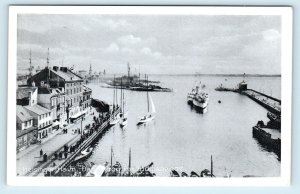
34;108;121;177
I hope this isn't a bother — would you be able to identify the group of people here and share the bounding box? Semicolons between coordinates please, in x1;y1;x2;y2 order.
62;128;68;134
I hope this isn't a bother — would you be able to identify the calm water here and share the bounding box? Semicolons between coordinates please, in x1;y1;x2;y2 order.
87;75;281;177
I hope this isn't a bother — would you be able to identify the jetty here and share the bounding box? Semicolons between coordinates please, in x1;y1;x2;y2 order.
215;81;281;114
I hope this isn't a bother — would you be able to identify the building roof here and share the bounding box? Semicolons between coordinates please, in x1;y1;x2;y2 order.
37;87;65;96
50;68;82;82
16;105;33;122
83;85;92;92
16;126;37;138
24;104;51;115
16;87;37;99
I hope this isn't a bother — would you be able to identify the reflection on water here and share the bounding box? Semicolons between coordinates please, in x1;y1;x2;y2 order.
87;75;281;177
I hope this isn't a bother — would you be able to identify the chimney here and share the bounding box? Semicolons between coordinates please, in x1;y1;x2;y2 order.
28;91;32;106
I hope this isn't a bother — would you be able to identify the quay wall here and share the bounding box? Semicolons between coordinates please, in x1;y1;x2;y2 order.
247;89;281;103
52;108;120;175
242;91;281;114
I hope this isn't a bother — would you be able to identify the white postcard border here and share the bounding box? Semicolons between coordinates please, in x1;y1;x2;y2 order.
7;5;293;186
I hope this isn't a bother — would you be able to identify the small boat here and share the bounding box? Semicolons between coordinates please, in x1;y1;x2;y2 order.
200;169;215;177
73;146;94;162
85;164;106;177
190;171;200;177
120;117;128;127
170;169;180;177
122;148;132;177
181;172;189;177
200;156;215;177
110;75;120;126
110;116;120;126
137;75;156;125
119;78;128;128
133;162;155;177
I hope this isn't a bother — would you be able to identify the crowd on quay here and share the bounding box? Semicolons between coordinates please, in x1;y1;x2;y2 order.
43;109;118;176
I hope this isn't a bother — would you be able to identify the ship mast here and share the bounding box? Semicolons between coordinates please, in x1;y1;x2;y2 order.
113;75;115;112
211;155;213;177
28;49;33;77
46;48;50;84
146;74;149;113
127;62;130;78
128;148;131;175
110;146;113;168
120;78;123;113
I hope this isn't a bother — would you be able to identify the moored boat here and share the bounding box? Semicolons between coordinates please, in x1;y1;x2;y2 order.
85;163;106;177
190;171;200;177
73;146;94;162
170;169;180;177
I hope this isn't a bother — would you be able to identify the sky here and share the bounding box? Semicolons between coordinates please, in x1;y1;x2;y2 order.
17;14;281;75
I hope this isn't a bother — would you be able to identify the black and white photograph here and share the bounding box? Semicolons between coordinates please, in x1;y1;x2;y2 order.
7;6;292;186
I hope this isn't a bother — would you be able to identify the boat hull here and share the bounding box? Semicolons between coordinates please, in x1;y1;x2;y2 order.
137;116;155;125
192;99;208;109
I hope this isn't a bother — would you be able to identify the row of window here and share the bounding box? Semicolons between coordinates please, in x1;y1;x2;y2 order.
66;87;82;95
51;96;66;107
66;82;82;87
38;120;52;129
24;120;32;128
38;112;51;120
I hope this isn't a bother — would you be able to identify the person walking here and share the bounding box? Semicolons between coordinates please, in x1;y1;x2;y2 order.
40;149;43;157
43;153;47;162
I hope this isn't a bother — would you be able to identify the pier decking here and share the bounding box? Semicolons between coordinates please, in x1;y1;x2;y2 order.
30;108;120;177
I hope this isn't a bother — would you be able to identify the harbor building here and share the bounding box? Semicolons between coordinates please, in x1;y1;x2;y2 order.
27;66;87;123
24;104;52;140
16;105;37;151
238;80;248;91
16;86;38;106
82;85;92;109
37;86;66;128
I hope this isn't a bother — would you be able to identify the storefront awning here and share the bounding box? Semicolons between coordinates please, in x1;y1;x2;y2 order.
52;121;60;126
70;111;86;119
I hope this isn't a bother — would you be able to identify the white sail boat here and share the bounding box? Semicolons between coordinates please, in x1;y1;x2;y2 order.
120;78;128;127
110;75;120;126
137;75;156;125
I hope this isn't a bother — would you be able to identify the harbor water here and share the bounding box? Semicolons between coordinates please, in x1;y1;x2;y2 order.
87;75;281;177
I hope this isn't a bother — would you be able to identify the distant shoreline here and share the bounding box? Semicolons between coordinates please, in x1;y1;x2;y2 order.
110;74;282;77
151;74;282;77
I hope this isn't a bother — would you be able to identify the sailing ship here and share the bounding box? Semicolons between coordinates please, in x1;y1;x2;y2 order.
137;75;156;125
122;148;132;177
105;147;123;176
119;78;128;127
110;75;120;126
